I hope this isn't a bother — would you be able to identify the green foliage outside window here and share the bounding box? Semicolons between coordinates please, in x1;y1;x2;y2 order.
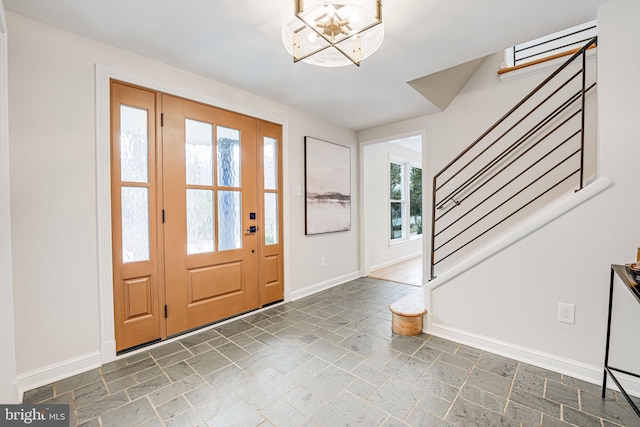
389;162;422;240
390;163;402;200
409;166;422;236
390;163;403;239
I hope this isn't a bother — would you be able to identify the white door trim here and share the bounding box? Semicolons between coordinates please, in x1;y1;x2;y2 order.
0;2;19;403
95;64;290;363
358;130;426;283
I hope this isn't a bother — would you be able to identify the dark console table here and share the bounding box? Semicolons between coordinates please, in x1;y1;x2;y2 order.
602;264;640;418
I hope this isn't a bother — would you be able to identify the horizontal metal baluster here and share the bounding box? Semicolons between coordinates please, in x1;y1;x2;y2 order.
435;83;582;211
430;37;597;279
434;150;580;253
434;168;580;266
435;128;581;238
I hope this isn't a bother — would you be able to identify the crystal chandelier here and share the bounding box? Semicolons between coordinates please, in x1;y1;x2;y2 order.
282;0;384;67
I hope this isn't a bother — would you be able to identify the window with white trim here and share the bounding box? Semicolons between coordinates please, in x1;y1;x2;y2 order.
390;161;422;241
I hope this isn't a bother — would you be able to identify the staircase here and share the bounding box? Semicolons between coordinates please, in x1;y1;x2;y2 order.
389;37;598;333
429;37;597;280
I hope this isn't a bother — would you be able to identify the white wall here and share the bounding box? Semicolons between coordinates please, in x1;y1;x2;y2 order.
7;12;359;390
363;141;422;270
360;0;640;386
0;0;18;404
431;0;640;382
360;49;595;281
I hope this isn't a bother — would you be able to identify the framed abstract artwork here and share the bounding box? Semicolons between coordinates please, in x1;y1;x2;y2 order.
304;136;351;235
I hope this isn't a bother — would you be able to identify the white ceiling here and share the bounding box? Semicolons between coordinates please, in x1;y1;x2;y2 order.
3;0;613;130
390;135;423;154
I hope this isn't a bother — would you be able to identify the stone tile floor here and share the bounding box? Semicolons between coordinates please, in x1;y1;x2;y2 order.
23;278;640;426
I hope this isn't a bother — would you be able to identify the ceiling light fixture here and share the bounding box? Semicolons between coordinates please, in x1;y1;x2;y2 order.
282;0;384;67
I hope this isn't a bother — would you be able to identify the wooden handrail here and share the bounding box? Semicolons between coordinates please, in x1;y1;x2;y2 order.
498;45;597;75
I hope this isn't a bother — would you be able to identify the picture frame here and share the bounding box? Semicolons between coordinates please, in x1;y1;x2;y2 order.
304;136;351;235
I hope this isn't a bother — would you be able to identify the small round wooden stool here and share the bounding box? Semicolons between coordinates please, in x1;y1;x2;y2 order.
389;293;427;336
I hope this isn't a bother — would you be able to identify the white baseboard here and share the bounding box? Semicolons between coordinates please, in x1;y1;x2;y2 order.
16;273;360;398
426;319;640;398
16;351;103;402
101;339;117;365
290;271;362;301
370;251;421;272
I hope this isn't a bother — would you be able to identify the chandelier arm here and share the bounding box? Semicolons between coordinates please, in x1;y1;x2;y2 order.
330;20;384;66
293;43;335;63
343;20;382;39
332;46;361;66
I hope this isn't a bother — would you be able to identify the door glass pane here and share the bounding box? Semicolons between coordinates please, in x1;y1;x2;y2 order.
264;137;278;190
186;189;215;254
120;105;148;183
218;190;241;251
390;202;403;240
186;119;213;186
409;166;423;237
217;127;241;187
264;193;278;245
121;187;150;263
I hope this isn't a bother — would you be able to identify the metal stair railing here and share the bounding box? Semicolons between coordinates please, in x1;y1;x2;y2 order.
430;37;597;280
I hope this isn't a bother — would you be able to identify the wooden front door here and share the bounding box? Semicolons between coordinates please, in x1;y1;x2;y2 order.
110;82;283;352
162;95;260;335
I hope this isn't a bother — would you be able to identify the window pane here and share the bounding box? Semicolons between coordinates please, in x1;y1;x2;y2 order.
120;105;148;183
264;137;278;190
218;190;242;251
187;189;214;254
410;166;423;236
121;187;149;263
390;202;403;240
217;127;241;187
186;119;213;186
264;193;278;245
390;163;402;200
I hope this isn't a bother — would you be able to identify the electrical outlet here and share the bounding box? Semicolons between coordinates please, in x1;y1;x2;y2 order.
558;303;575;324
320;257;326;268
